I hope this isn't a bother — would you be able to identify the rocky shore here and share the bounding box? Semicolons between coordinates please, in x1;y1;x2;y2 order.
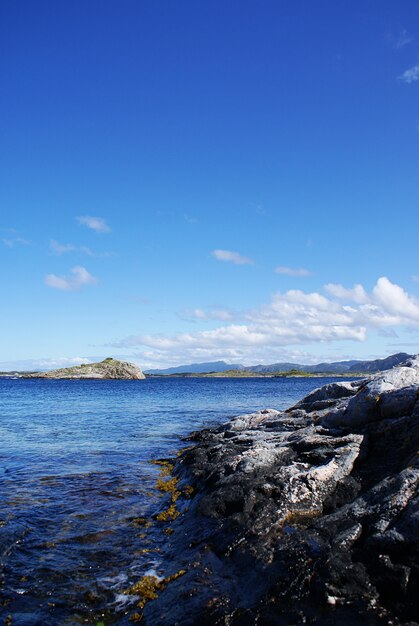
139;356;419;625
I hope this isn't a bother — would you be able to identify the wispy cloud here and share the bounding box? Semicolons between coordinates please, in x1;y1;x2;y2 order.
49;239;111;257
254;203;269;216
412;275;419;282
212;249;254;265
275;266;311;277
393;29;413;49
80;246;96;256
180;306;235;322
45;266;97;291
184;214;198;224
108;277;419;365
399;63;419;83
50;239;76;255
77;216;111;233
2;237;31;248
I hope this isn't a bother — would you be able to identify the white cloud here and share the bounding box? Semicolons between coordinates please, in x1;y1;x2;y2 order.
212;249;254;265
275;266;311;277
3;237;30;248
324;282;369;303
325;277;419;326
372;276;419;321
77;216;111;233
399;64;419;83
45;266;97;291
108;277;419;365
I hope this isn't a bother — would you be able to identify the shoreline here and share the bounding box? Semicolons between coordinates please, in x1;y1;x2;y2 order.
145;371;367;379
132;357;419;625
1;372;367;380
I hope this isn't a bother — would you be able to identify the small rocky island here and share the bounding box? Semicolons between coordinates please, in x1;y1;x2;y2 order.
138;356;419;625
24;357;145;380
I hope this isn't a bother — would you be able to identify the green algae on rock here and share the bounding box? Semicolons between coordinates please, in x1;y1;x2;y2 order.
125;570;186;618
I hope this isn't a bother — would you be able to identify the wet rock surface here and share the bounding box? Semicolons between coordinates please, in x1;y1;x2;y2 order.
144;357;419;625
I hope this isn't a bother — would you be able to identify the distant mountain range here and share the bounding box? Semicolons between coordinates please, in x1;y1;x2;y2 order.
145;353;412;375
145;361;244;375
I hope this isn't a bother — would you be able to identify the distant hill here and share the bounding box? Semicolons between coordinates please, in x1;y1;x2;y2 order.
23;358;146;380
247;360;360;374
146;353;412;376
347;352;411;373
145;361;244;375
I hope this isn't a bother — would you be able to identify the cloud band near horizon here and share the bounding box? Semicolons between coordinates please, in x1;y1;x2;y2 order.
107;276;419;364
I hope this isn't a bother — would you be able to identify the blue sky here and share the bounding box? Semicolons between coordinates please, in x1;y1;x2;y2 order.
1;0;419;370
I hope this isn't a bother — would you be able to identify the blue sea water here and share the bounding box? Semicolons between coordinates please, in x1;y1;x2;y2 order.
0;376;356;625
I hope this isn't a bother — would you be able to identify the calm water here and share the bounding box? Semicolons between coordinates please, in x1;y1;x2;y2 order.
0;376;353;625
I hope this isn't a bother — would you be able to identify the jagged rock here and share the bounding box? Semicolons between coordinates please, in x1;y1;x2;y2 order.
23;357;145;379
292;380;361;412
321;356;419;429
143;355;419;625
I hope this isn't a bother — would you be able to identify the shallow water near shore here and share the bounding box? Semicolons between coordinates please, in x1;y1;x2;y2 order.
0;376;358;624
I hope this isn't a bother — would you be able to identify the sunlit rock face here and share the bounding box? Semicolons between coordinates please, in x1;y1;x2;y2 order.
24;357;146;379
145;356;419;625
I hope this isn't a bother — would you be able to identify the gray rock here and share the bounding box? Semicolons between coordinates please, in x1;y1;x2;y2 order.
292;380;361;413
321;359;419;428
144;354;419;625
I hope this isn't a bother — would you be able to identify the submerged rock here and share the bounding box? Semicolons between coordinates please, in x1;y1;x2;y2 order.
143;356;419;625
23;357;146;379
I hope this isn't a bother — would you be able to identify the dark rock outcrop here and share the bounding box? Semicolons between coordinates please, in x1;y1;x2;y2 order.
142;357;419;625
